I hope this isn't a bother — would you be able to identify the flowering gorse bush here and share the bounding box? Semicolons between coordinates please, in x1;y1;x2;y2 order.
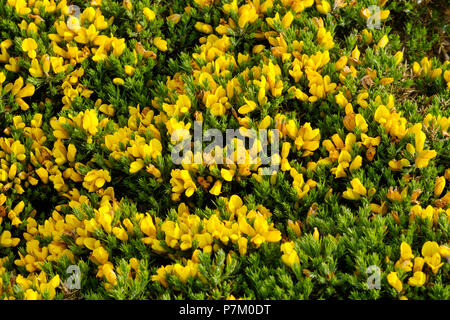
0;0;448;300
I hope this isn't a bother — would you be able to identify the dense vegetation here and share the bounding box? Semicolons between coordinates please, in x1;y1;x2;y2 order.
0;0;448;300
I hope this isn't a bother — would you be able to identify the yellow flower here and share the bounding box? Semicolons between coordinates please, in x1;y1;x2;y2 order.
349;155;362;172
356;91;369;108
354;113;368;132
98;211;112;235
102;263;117;286
111;37;126;57
221;168;235;182
35;167;49;184
413;131;437;169
5;57;19;72
408;271;426;287
177;94;192;114
29;58;44;77
154;37;168;52
238;237;248;255
3;76;35;110
342;178;367;200
92;44;108;62
50;56;67;74
360;8;371;19
400;242;414;261
140;213;156;240
425;253;444;274
171;263;192;283
422;241;444;274
281;241;300;267
74;24;99;44
388;158;410;171
195;22;213;34
99;103;115;116
380;9;390;20
92;246;109;265
24;289;39;300
170;169;197;198
152;265;171;287
238;97;257;114
227;195;243;216
124;65;135;76
413;257;425;273
112;227;128;241
0;231;20;247
82;109;99;136
83;169;111;192
434;176;445;197
281;11;294;28
0;40;12;63
238;4;258;28
167;14;182;24
352;46;360;61
395;260;413;273
394;51;403;65
387;272;403;292
335;56;348;71
113;77;124;85
375;34;389;50
439;245;450;261
313;227;319;241
223;0;238;14
287;219;301;236
84;238;101;251
38;274;60;299
122;0;133;10
80;7;96;23
143;7;156;21
0;193;6;206
0;71;5;86
161;220;181;248
316;0;331;14
22;38;38;58
294;122;321;155
250;214;281;245
351;178;367;195
209;180;222;195
288;56;304;80
412;61;421;75
67;144;77;162
129;159;145;174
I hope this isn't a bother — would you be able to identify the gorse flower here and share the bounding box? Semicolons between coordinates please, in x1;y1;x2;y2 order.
83;169;111;192
21;38;38;58
387;272;403;292
281;241;300;267
4;76;35;110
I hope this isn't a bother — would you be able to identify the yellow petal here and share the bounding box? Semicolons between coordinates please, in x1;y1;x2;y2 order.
16;83;35;98
400;242;414;260
422;241;440;258
387;272;402;292
408;271;426;287
22;38;37;52
154;37;168;52
414;131;426;153
143;7;156;21
221;168;234;181
415;150;437;169
209;180;222;196
29;58;44;77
